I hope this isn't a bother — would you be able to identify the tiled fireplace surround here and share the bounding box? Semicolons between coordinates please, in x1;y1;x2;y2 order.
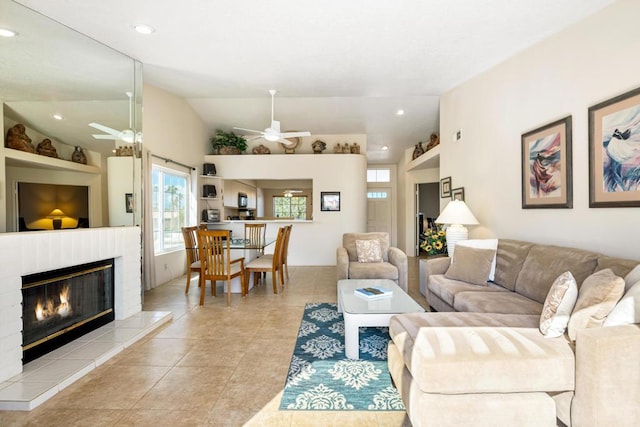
0;227;145;385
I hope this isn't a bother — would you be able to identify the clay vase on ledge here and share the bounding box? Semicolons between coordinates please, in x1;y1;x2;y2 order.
71;146;87;164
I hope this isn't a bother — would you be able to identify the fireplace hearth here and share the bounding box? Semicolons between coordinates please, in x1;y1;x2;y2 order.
21;259;115;363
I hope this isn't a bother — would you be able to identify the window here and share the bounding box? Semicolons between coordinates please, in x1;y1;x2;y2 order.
367;191;388;199
152;166;189;253
367;168;391;183
274;196;307;220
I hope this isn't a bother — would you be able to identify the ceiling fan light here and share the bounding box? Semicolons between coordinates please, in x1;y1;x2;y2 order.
264;134;280;142
121;129;135;143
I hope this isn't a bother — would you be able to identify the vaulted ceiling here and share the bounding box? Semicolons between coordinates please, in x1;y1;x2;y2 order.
14;0;615;162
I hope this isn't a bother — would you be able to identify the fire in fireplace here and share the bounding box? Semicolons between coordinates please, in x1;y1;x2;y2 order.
21;259;115;363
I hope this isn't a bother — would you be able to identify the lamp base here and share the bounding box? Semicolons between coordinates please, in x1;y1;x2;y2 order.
445;224;468;257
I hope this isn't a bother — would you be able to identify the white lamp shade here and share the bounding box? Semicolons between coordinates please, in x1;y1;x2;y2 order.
434;200;479;226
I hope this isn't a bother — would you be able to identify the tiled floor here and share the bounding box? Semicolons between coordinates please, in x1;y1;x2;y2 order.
0;258;426;426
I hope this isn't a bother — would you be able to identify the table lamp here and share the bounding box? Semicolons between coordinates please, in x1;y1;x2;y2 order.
47;208;66;230
435;200;479;257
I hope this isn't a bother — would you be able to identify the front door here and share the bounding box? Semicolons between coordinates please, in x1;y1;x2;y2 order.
367;188;392;234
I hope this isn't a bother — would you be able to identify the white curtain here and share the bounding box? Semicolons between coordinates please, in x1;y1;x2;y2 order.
142;148;157;291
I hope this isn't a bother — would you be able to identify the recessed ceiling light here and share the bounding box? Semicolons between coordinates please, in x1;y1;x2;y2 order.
382;145;389;151
395;109;405;116
52;114;63;120
133;24;155;35
0;28;18;38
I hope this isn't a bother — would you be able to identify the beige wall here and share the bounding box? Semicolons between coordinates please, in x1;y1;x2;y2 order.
439;0;640;258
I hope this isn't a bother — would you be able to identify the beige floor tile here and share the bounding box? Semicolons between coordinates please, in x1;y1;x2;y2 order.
0;264;422;426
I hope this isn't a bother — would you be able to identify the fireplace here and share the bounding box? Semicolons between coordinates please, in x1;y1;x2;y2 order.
21;259;115;363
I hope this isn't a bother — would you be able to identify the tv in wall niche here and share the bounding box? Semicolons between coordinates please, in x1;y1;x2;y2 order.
17;182;89;231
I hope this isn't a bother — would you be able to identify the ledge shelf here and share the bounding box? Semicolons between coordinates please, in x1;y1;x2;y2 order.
406;145;440;171
3;148;101;174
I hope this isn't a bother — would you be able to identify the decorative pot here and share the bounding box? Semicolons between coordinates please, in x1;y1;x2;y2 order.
71;146;87;164
217;146;241;155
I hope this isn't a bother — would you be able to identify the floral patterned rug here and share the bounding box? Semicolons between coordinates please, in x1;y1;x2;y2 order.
279;302;405;411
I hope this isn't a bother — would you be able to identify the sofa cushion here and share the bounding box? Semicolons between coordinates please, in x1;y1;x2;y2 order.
604;279;640;326
453;290;543;315
493;239;534;291
624;264;640;291
428;275;508;307
515;245;599;304
567;269;625;340
355;239;383;263
347;261;398;281
343;232;390;262
390;320;574;394
540;272;578;338
456;239;499;281
445;245;496;286
595;257;638;280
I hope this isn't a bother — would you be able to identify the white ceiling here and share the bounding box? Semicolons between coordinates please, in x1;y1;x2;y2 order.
13;0;615;162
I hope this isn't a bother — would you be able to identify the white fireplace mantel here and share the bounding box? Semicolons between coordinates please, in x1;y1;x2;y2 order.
0;227;142;383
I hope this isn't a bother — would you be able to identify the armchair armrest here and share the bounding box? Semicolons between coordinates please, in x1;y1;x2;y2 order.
388;247;408;292
336;247;349;281
572;324;640;427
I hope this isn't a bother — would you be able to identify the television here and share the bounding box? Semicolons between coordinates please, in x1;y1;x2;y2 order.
17;182;89;231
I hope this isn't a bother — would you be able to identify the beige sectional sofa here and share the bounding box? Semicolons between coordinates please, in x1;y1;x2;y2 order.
388;239;640;427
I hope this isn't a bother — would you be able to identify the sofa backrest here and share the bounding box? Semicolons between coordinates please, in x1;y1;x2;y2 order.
596;256;638;279
515;245;600;304
343;232;390;262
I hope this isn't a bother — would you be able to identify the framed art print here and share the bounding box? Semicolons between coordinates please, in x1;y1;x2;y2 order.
320;192;340;211
521;116;573;209
588;86;640;207
440;176;451;198
451;187;465;201
125;193;134;213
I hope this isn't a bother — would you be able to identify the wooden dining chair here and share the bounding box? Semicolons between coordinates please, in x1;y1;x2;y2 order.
280;224;292;284
244;223;267;255
196;229;246;306
244;226;286;294
181;226;202;293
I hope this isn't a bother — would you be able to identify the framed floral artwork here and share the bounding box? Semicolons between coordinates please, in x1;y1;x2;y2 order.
320;192;340;211
588;86;640;207
440;176;451;198
521;116;573;209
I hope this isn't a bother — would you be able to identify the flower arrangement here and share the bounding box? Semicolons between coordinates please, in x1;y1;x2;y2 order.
420;225;447;256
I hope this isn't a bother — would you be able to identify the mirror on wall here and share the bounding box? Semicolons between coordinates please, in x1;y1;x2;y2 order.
0;0;142;232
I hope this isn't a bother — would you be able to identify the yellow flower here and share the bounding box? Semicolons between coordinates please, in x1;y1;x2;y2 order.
424;245;432;252
434;241;443;250
438;231;446;236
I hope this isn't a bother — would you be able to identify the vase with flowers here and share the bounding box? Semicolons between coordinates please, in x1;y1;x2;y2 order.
420;225;447;256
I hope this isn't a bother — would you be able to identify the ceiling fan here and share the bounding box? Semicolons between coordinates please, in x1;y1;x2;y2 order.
89;92;142;143
283;189;303;198
233;90;311;147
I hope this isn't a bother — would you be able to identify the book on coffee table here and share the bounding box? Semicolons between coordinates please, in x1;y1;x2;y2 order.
354;286;393;300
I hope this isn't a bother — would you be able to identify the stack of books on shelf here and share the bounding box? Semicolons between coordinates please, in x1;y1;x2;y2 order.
354;286;393;301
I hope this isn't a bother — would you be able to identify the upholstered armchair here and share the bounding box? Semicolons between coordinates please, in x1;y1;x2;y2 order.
336;232;408;292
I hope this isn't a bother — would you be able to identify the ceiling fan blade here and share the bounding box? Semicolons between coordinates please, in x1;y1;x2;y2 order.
233;127;264;134
89;122;120;136
244;135;264;141
277;138;298;147
92;134;118;140
281;131;311;138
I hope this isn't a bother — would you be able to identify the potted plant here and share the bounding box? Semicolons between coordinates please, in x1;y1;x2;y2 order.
210;129;248;155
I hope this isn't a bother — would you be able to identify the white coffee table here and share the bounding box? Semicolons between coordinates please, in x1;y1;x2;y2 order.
337;279;425;359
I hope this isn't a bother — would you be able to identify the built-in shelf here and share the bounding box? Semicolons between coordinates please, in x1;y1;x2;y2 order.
3;147;101;174
406;145;440;171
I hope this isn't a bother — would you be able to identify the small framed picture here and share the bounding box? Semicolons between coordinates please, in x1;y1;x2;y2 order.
440;176;452;198
588;86;640;207
320;192;340;211
521;116;573;209
125;193;134;213
451;187;465;201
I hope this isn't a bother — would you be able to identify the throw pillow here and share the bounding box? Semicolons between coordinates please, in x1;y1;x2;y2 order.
455;239;499;281
444;245;496;286
624;264;640;292
355;239;383;263
567;268;625;341
539;271;578;338
603;279;640;326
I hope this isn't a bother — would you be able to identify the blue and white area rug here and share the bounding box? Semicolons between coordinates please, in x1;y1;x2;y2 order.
280;302;405;411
